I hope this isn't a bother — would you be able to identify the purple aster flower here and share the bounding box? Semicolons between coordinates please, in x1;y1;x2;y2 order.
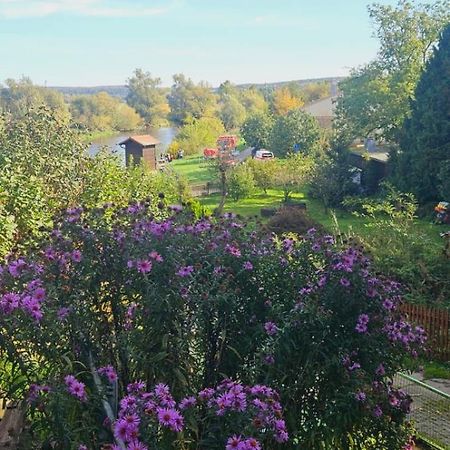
373;405;383;418
264;321;279;336
382;298;394;310
71;250;82;263
264;354;275;365
57;307;71;321
176;266;194;277
128;442;148;450
376;364;385;376
64;375;87;401
355;391;366;402
98;365;118;383
136;259;152;274
225;244;241;257
244;437;261;450
179;396;197;410
355;314;369;334
78;445;88;450
340;277;351;287
157;407;184;432
243;261;253;270
226;435;244;450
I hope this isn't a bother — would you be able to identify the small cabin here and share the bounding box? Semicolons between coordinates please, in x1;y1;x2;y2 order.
119;134;161;170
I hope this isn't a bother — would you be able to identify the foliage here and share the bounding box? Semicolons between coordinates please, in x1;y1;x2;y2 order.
335;0;450;142
218;83;247;131
309;148;360;209
0;77;69;121
0;109;186;257
226;163;255;201
70;91;142;132
392;24;450;203
275;153;315;202
126;68;169;127
265;207;323;235
173;117;225;156
271;87;304;116
168;74;217;125
0;205;424;449
343;183;450;306
246;158;278;194
239;87;269;116
240;113;274;150
270;109;322;157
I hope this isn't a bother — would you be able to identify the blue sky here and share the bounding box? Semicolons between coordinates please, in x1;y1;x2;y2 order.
0;0;401;87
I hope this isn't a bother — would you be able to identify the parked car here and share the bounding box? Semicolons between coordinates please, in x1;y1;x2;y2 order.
254;149;274;160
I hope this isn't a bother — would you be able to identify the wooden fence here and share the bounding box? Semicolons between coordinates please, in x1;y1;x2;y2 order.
400;303;450;361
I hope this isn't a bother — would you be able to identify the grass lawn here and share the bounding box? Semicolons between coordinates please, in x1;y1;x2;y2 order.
200;188;367;232
173;156;445;245
171;155;212;185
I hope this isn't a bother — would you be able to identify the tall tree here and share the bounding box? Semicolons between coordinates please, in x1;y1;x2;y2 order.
393;24;450;202
217;81;246;131
270;109;322;157
168;74;217;125
335;0;450;142
126;69;168;126
271;87;304;116
0;77;69;120
240;113;274;149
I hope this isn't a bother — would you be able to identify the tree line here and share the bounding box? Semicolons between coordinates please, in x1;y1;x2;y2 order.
0;72;331;135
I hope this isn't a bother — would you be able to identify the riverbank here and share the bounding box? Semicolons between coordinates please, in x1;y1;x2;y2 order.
81;129;137;143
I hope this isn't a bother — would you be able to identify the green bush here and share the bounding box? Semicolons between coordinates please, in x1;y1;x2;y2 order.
343;184;450;307
227;163;256;201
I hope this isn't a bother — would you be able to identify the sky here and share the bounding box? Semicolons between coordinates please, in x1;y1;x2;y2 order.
0;0;403;87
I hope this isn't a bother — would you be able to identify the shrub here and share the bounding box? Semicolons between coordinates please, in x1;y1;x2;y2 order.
227;163;255;201
275;153;315;203
246;159;277;194
343;184;450;306
0;203;424;449
265;207;324;235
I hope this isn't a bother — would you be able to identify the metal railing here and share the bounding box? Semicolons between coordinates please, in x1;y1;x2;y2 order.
394;373;450;449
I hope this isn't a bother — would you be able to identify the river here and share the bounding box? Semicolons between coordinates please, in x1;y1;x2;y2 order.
87;127;177;164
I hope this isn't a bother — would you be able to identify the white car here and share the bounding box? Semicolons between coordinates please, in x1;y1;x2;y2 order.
255;149;274;159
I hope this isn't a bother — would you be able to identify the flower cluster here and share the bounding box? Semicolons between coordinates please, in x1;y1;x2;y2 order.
64;375;87;402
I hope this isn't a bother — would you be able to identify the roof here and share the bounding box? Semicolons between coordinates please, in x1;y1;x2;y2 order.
302;96;337;118
119;134;160;147
349;150;389;164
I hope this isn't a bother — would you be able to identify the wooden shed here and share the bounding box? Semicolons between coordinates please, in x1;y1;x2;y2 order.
119;134;161;170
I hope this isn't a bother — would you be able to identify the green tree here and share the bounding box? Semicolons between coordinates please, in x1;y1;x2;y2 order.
0;107;87;254
275;153;315;202
393;24;450;202
246;158;277;194
240;113;274;149
70;92;142;132
270;109;322;157
309;148;359;210
226;163;255;201
174;117;225;156
126;69;168;126
335;0;450;142
217;82;246;131
168;73;217;125
271;87;304;116
0;77;69;120
239;87;268;115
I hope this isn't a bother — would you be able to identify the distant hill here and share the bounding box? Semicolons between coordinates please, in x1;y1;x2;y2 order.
51;77;345;99
53;85;128;99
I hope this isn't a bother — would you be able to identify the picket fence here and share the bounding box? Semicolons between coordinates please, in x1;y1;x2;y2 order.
400;303;450;362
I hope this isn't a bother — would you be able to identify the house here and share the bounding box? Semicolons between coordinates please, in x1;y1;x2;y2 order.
119;134;161;170
302;96;337;128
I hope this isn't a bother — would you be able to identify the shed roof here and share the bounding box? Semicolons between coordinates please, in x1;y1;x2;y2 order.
119;134;160;147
